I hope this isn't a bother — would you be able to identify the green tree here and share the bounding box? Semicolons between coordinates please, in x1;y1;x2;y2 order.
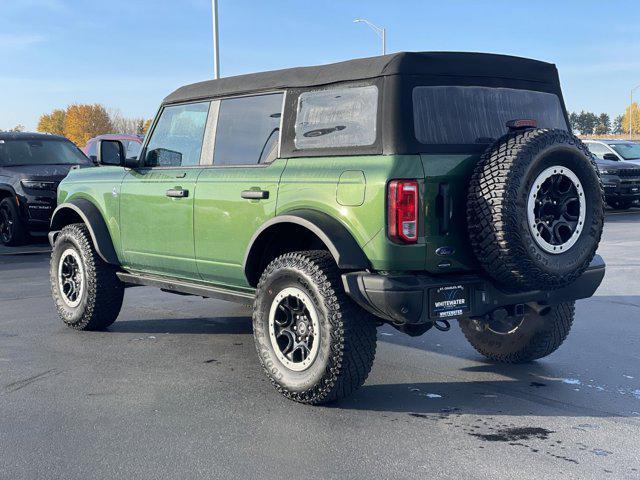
574;111;598;135
37;109;66;135
568;112;579;131
612;115;624;135
594;113;611;135
8;124;25;132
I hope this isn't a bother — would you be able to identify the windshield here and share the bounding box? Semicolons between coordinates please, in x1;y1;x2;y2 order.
0;138;91;166
609;143;640;160
413;86;567;145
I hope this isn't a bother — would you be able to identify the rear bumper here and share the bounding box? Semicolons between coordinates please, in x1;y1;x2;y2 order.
342;255;605;325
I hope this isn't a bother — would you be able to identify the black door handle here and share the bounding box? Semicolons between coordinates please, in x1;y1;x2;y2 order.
241;190;269;200
166;188;189;198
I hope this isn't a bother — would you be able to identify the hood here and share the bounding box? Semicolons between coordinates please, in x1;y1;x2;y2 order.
0;164;82;182
594;158;639;170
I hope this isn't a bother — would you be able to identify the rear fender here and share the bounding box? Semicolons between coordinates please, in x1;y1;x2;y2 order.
243;209;370;287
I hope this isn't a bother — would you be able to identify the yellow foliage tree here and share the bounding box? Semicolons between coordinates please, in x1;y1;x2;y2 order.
141;119;152;135
621;102;640;135
63;104;113;146
37;109;66;135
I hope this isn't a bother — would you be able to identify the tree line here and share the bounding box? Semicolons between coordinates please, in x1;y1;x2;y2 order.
569;103;640;136
7;101;640;143
36;104;151;147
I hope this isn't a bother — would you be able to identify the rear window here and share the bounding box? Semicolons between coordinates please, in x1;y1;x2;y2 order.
294;85;378;150
413;86;567;145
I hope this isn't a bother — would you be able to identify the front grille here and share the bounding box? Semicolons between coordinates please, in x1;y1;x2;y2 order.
618;169;640;178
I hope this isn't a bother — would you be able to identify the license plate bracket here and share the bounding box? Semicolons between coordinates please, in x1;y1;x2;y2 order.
429;284;471;319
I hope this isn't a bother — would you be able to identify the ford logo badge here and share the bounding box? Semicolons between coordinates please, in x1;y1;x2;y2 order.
436;246;455;257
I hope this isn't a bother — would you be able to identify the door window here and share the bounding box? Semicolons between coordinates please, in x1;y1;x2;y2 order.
213;93;283;166
145;102;210;167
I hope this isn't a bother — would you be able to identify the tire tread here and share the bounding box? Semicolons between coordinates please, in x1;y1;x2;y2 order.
253;250;377;404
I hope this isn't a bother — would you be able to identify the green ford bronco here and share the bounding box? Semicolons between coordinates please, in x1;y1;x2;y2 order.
49;52;605;404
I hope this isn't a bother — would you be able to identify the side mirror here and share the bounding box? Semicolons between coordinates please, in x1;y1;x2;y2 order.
603;153;619;161
97;139;126;166
146;148;182;167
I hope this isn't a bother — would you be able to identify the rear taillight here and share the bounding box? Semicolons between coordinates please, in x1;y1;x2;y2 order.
387;179;419;244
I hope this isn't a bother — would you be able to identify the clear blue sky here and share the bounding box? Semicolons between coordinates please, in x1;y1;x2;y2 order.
1;0;639;131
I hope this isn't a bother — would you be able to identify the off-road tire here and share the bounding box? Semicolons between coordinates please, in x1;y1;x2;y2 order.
252;250;377;404
467;129;604;291
459;302;574;363
607;199;634;210
50;223;124;330
0;197;28;246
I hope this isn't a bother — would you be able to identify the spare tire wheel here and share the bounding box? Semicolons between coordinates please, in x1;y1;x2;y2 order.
467;128;604;291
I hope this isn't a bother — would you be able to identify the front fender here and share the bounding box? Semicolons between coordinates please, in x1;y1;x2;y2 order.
49;198;119;265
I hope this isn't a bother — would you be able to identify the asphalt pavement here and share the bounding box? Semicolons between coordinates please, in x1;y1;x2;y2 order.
1;210;639;479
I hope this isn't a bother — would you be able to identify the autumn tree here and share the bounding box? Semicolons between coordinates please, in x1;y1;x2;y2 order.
621;102;640;135
37;109;66;135
63;104;113;146
37;104;150;145
139;119;152;135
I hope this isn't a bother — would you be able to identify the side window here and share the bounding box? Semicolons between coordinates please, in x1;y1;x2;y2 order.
586;143;608;158
294;85;378;150
213;93;283;166
145;102;210;167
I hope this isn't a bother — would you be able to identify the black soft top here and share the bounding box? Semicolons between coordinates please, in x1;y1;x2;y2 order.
164;51;560;105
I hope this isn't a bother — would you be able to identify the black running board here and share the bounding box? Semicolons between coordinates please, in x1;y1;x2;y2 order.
116;272;254;305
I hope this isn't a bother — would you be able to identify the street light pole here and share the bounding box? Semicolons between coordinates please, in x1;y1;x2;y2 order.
630;84;640;139
353;18;386;55
212;0;220;79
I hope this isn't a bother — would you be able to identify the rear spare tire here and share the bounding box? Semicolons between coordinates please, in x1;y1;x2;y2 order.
467;129;604;291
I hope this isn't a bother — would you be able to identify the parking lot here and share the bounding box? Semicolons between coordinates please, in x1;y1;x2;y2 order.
1;209;639;480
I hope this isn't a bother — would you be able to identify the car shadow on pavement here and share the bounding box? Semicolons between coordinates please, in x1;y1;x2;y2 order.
108;315;253;335
604;207;640;222
337;374;626;418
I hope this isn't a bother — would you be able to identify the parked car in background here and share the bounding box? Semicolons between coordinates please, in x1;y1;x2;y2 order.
0;132;93;246
584;140;640;209
83;134;142;162
584;139;640;166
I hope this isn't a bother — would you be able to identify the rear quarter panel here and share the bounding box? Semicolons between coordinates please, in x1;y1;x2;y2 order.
277;155;426;271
